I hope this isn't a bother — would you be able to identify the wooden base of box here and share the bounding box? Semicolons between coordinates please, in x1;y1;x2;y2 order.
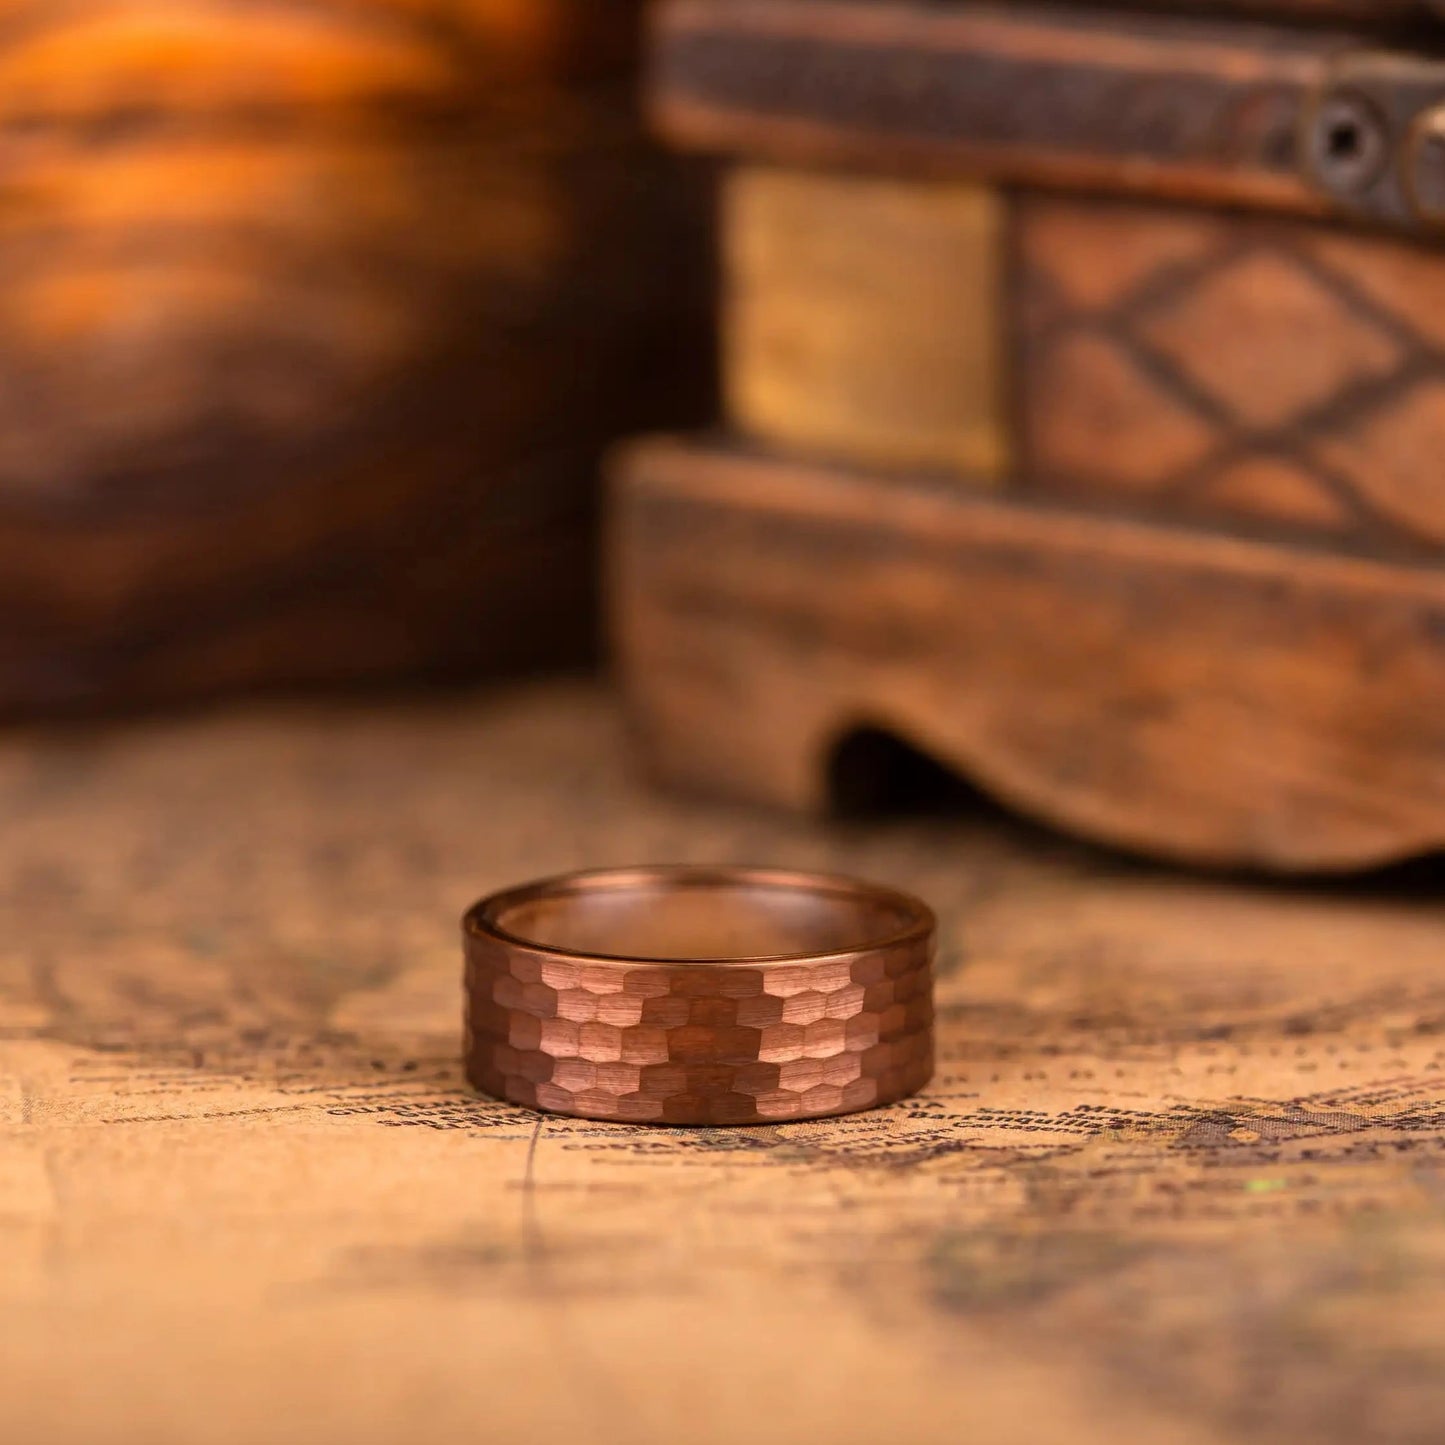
612;437;1445;873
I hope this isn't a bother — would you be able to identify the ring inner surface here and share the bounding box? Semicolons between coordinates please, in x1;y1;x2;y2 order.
491;876;920;963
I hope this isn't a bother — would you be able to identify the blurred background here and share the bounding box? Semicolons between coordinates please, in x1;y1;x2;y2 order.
1;0;1441;874
0;0;707;714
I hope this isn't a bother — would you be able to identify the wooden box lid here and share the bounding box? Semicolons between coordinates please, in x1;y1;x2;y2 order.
650;0;1445;236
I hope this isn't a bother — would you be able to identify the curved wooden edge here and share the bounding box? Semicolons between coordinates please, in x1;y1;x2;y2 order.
609;436;1445;874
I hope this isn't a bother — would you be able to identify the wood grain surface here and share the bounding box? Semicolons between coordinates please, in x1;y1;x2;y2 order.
651;0;1344;214
653;0;1445;233
0;0;708;714
611;437;1445;873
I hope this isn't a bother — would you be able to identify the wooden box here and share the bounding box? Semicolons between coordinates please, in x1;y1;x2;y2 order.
611;0;1445;874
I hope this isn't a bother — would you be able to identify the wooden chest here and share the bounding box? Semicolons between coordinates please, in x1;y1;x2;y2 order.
612;0;1445;873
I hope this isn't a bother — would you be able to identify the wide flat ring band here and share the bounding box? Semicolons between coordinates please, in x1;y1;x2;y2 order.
463;866;936;1125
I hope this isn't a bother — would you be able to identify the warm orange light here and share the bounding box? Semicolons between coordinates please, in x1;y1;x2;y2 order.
465;0;565;70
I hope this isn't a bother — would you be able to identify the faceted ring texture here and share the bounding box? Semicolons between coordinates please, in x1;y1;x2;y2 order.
463;866;936;1125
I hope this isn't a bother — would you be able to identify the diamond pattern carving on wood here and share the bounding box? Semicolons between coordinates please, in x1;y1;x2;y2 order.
1193;456;1352;532
1030;334;1216;492
1136;252;1403;430
1314;378;1445;545
1019;195;1445;551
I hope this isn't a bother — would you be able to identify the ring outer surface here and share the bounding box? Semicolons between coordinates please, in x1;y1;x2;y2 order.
462;866;936;1126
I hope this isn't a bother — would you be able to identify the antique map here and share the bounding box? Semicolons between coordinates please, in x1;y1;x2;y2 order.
2;682;1444;1444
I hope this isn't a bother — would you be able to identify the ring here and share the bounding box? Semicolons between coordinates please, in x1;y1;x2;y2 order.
462;865;935;1125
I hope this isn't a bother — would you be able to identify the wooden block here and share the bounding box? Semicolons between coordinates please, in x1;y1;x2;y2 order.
610;436;1445;873
1017;194;1445;550
652;0;1336;215
725;167;1008;479
650;0;1445;237
0;0;709;715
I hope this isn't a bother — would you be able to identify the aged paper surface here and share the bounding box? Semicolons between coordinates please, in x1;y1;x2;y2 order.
2;683;1443;1445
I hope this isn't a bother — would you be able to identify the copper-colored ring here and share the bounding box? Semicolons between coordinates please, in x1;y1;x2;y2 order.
463;866;936;1125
